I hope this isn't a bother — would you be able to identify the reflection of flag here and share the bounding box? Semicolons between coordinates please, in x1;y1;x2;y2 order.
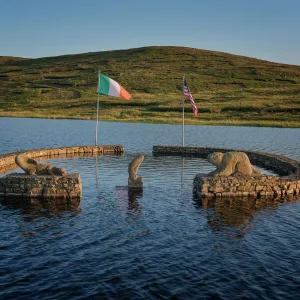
183;79;198;116
97;74;131;100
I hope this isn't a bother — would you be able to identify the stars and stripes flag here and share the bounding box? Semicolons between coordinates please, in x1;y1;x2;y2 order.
183;79;198;116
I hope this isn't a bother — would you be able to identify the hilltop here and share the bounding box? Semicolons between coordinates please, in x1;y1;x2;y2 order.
0;46;300;127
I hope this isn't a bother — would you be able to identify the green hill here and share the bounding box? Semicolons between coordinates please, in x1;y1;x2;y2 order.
0;46;299;127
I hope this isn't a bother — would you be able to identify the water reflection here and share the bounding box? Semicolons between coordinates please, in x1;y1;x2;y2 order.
128;188;143;213
194;196;300;237
181;157;185;183
116;186;143;215
0;197;81;236
95;155;99;188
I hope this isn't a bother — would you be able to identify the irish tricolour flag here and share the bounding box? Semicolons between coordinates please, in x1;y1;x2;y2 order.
97;74;131;100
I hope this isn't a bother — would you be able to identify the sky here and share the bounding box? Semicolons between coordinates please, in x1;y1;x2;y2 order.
1;0;300;65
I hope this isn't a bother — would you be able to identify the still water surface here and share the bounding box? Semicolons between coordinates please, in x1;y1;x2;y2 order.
1;118;300;299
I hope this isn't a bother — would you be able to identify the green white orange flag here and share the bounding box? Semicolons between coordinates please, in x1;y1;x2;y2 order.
97;74;131;100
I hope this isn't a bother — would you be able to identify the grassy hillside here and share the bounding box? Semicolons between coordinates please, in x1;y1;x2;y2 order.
0;46;300;127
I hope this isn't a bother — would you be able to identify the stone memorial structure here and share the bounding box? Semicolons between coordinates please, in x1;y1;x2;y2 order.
128;154;144;188
153;145;300;199
15;154;67;176
207;151;262;177
0;145;124;202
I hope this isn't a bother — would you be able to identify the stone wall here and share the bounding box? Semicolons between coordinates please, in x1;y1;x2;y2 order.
0;173;82;203
0;145;124;174
153;145;300;199
153;145;300;176
193;173;300;199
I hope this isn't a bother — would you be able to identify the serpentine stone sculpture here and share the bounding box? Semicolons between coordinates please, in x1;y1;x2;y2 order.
128;154;144;188
207;151;262;177
15;154;67;176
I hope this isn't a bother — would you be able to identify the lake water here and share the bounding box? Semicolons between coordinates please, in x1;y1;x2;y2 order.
1;117;300;299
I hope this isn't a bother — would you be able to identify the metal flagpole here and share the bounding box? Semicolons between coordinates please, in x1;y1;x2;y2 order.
95;71;100;145
182;75;185;146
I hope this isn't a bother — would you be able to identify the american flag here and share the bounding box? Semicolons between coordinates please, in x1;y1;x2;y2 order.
183;79;198;116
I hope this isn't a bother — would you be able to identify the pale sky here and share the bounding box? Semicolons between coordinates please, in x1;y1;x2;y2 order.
1;0;300;65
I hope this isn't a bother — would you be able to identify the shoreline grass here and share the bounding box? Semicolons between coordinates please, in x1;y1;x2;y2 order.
1;109;299;128
1;46;299;128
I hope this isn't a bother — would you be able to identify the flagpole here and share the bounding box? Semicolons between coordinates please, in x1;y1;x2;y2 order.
182;75;185;147
95;71;100;145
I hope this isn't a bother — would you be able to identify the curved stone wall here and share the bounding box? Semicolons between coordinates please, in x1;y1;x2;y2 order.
0;145;124;174
153;145;300;199
153;146;300;176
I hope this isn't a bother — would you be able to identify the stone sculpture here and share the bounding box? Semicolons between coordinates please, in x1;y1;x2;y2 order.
128;154;144;188
15;154;67;176
207;151;262;177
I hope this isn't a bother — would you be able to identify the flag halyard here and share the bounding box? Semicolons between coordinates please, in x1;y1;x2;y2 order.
183;79;198;116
